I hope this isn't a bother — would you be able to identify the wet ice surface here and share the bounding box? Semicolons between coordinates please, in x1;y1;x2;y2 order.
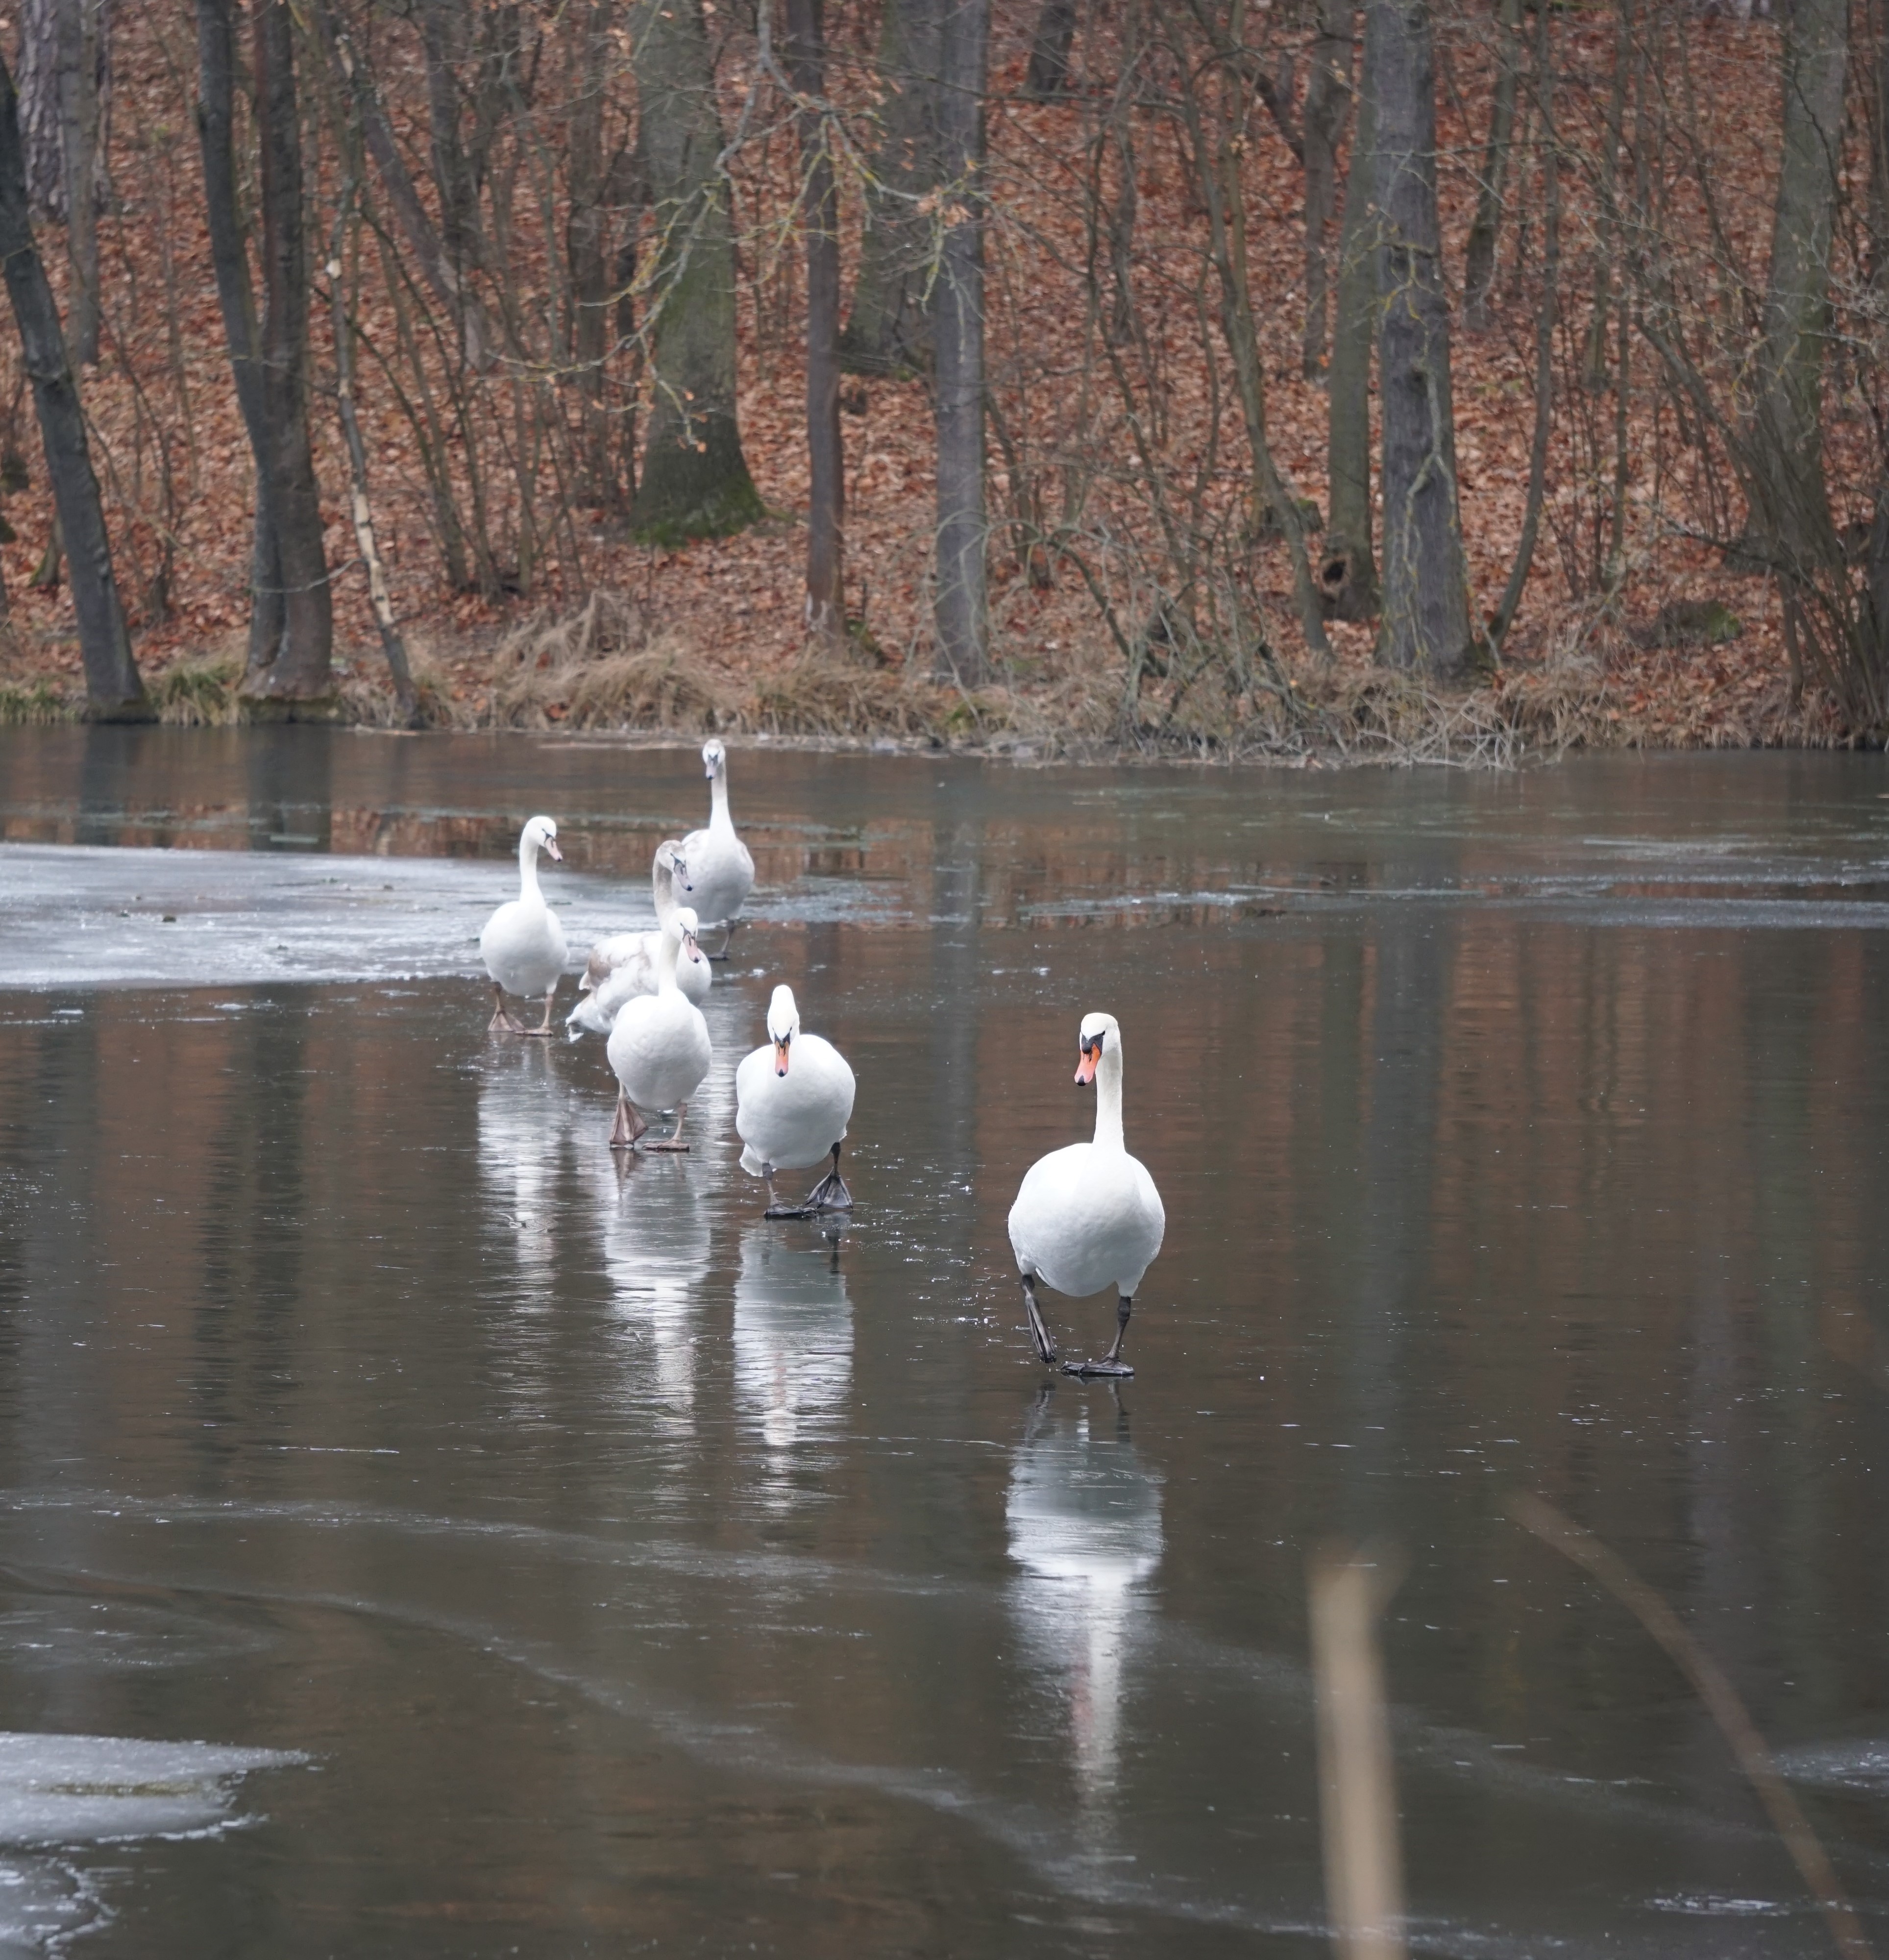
0;734;1888;1955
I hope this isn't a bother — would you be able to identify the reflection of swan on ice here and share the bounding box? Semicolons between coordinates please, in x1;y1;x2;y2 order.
589;1151;711;1434
1006;1391;1164;1808
732;1222;853;1485
476;1046;585;1309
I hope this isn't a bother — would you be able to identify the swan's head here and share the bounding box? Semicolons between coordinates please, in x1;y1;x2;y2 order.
765;983;800;1075
675;905;704;964
702;738;727;781
1074;1011;1120;1086
523;814;562;861
657;838;692;892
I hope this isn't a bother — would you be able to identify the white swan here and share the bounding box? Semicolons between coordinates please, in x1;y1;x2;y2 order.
479;814;567;1035
681;738;755;957
567;839;709;1040
605;906;712;1151
1006;1012;1164;1376
735;983;856;1215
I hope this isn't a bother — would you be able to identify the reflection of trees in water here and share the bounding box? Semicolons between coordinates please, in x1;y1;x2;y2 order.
1006;1391;1163;1819
732;1222;852;1499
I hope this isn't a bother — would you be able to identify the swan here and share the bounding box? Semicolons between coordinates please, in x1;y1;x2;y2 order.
1006;1012;1164;1377
566;839;709;1040
605;906;712;1151
681;738;755;958
479;814;567;1035
735;983;856;1216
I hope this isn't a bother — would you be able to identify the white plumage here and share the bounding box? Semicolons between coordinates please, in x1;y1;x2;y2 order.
1007;1012;1164;1372
479;814;567;1034
681;738;755;944
605;907;713;1150
567;838;709;1040
735;984;856;1214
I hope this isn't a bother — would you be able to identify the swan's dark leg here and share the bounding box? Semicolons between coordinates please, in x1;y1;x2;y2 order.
522;984;557;1036
488;984;526;1034
1063;1295;1135;1379
707;917;740;963
641;1100;691;1152
1021;1273;1057;1367
609;1092;646;1150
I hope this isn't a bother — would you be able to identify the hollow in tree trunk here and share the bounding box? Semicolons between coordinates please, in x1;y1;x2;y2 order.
1368;0;1479;678
785;0;845;640
932;0;987;686
0;44;147;718
840;0;944;378
627;0;762;544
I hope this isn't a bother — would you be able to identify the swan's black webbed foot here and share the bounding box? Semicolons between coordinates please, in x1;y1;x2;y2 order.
1021;1274;1057;1366
1064;1293;1135;1376
767;1146;853;1218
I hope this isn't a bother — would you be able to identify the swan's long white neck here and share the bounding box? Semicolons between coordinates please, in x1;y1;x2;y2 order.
709;767;733;831
517;830;544;903
1091;1039;1126;1152
653;856;678;929
656;927;682;993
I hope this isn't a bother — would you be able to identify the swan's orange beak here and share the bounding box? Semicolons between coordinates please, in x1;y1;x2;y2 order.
774;1038;791;1077
544;836;563;861
1075;1042;1098;1085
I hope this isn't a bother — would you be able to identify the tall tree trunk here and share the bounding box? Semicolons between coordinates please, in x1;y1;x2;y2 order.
839;0;944;377
627;0;762;542
1368;0;1479;677
932;0;987;685
195;0;285;685
1750;0;1848;575
1325;74;1379;621
57;0;105;365
1461;0;1521;331
17;0;63;217
1024;0;1079;98
0;45;147;718
785;0;845;640
1300;0;1353;376
566;0;615;506
245;0;333;709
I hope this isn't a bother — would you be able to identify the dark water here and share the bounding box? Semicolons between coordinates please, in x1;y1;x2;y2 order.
0;727;1887;1956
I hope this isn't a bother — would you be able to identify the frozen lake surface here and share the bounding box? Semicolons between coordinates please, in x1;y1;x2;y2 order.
0;729;1885;1954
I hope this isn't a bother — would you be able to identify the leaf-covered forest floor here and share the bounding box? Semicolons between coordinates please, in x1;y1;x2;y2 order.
0;5;1859;761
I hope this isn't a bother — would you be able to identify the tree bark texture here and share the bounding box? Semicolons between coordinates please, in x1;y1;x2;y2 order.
0;45;147;718
1461;0;1521;331
932;0;988;686
1300;0;1353;376
840;0;945;377
626;0;762;543
17;0;108;225
1368;0;1478;678
1325;74;1379;621
1024;0;1079;99
196;0;286;683
785;0;845;639
247;0;334;707
1751;0;1848;574
566;0;616;505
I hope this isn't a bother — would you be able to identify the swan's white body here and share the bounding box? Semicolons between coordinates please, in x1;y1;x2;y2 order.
681;739;755;931
1008;1013;1164;1301
567;840;708;1039
606;910;712;1123
480;816;567;1008
736;985;855;1175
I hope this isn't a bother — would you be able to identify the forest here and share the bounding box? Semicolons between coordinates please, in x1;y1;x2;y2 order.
0;0;1880;759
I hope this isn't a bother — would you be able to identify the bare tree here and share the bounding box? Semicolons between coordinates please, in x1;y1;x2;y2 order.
0;40;146;717
1300;0;1353;376
1324;73;1379;621
1461;0;1521;330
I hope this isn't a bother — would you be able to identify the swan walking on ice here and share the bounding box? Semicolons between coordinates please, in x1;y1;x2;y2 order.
735;984;856;1217
1007;1012;1164;1377
479;814;566;1036
606;907;712;1152
682;739;754;960
567;839;708;1039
